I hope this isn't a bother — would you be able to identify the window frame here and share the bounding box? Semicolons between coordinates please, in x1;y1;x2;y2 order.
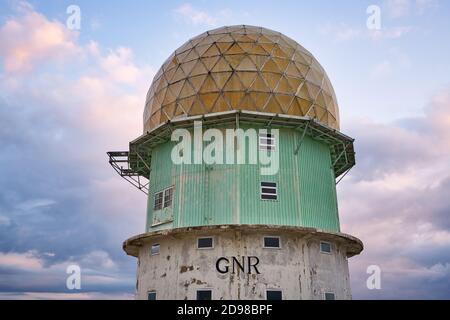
153;191;163;211
150;243;160;256
147;291;157;300
260;182;278;201
259;133;276;151
163;187;174;208
153;186;175;211
324;292;335;300
197;236;214;250
263;236;281;249
266;289;283;300
196;289;213;300
320;241;332;254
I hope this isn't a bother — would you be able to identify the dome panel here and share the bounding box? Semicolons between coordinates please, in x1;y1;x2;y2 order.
143;25;340;132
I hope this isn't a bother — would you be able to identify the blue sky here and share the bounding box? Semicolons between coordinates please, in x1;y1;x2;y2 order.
0;0;449;299
13;0;450;122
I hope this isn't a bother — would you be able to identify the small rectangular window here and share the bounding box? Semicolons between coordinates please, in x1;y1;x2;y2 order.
264;237;280;248
266;290;282;300
147;291;156;300
259;133;275;151
154;192;163;211
197;237;214;249
150;244;160;256
154;187;174;210
324;292;335;300
163;187;174;208
320;241;332;254
261;182;277;200
196;290;212;300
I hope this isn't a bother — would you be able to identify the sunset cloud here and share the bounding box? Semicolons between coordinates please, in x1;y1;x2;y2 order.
0;2;148;296
0;1;449;300
0;291;134;300
0;4;79;73
99;47;143;84
173;3;232;27
0;251;44;271
340;86;450;298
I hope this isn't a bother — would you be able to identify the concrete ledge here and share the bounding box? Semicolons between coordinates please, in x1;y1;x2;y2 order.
123;224;363;258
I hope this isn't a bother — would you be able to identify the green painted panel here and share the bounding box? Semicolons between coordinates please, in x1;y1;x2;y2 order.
146;126;340;232
296;135;340;231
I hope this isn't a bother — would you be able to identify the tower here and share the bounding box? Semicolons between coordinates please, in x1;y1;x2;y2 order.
108;25;363;300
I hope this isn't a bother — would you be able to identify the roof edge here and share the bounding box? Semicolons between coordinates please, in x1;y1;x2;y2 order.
123;224;363;258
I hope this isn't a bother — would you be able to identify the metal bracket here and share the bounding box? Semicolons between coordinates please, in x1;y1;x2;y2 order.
265;114;277;128
136;149;152;173
336;166;352;185
107;151;149;194
294;121;310;155
332;142;350;168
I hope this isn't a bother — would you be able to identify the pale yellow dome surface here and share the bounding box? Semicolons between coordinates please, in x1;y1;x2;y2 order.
144;25;340;132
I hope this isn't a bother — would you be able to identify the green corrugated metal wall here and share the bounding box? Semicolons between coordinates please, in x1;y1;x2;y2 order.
146;127;340;232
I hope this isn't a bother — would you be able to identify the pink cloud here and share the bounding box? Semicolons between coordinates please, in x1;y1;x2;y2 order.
0;3;152;238
0;4;79;73
339;86;450;298
0;251;43;271
0;3;155;144
0;291;134;300
100;47;142;84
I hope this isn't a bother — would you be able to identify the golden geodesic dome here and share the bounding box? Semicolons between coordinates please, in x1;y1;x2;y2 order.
144;25;340;132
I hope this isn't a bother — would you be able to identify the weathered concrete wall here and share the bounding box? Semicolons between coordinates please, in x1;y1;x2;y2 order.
132;226;357;300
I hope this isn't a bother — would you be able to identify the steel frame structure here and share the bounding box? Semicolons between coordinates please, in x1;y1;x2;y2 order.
107;151;150;194
108;110;355;193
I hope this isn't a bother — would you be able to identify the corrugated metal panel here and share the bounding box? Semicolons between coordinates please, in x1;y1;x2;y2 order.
296;134;340;231
146;142;176;230
239;128;301;226
173;161;237;227
146;126;340;232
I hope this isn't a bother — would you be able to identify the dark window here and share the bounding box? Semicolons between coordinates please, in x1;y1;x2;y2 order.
266;290;282;300
148;291;156;300
264;237;280;248
150;244;160;256
259;133;275;151
320;241;332;253
197;237;213;249
163;187;174;208
196;290;212;300
261;182;277;187
324;292;335;300
261;182;277;200
154;192;163;211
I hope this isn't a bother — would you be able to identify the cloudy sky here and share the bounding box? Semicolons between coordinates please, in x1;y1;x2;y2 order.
0;0;449;299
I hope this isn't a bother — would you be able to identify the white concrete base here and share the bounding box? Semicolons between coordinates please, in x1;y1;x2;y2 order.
123;225;363;300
